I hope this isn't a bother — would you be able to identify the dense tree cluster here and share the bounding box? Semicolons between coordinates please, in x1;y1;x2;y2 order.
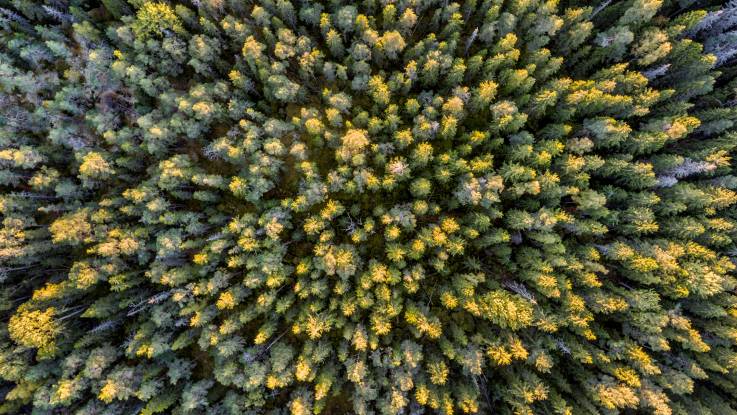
2;0;737;413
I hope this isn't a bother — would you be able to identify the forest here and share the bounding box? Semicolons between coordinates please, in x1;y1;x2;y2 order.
1;0;737;413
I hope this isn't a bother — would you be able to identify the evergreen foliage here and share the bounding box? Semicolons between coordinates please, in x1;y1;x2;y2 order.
1;0;737;413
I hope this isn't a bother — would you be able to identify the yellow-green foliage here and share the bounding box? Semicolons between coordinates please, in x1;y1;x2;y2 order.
8;307;58;356
131;2;184;39
1;0;737;414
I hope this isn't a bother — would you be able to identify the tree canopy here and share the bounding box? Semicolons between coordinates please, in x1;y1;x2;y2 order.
2;0;737;414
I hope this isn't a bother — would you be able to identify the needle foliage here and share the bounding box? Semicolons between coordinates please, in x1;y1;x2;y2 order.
2;0;737;414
